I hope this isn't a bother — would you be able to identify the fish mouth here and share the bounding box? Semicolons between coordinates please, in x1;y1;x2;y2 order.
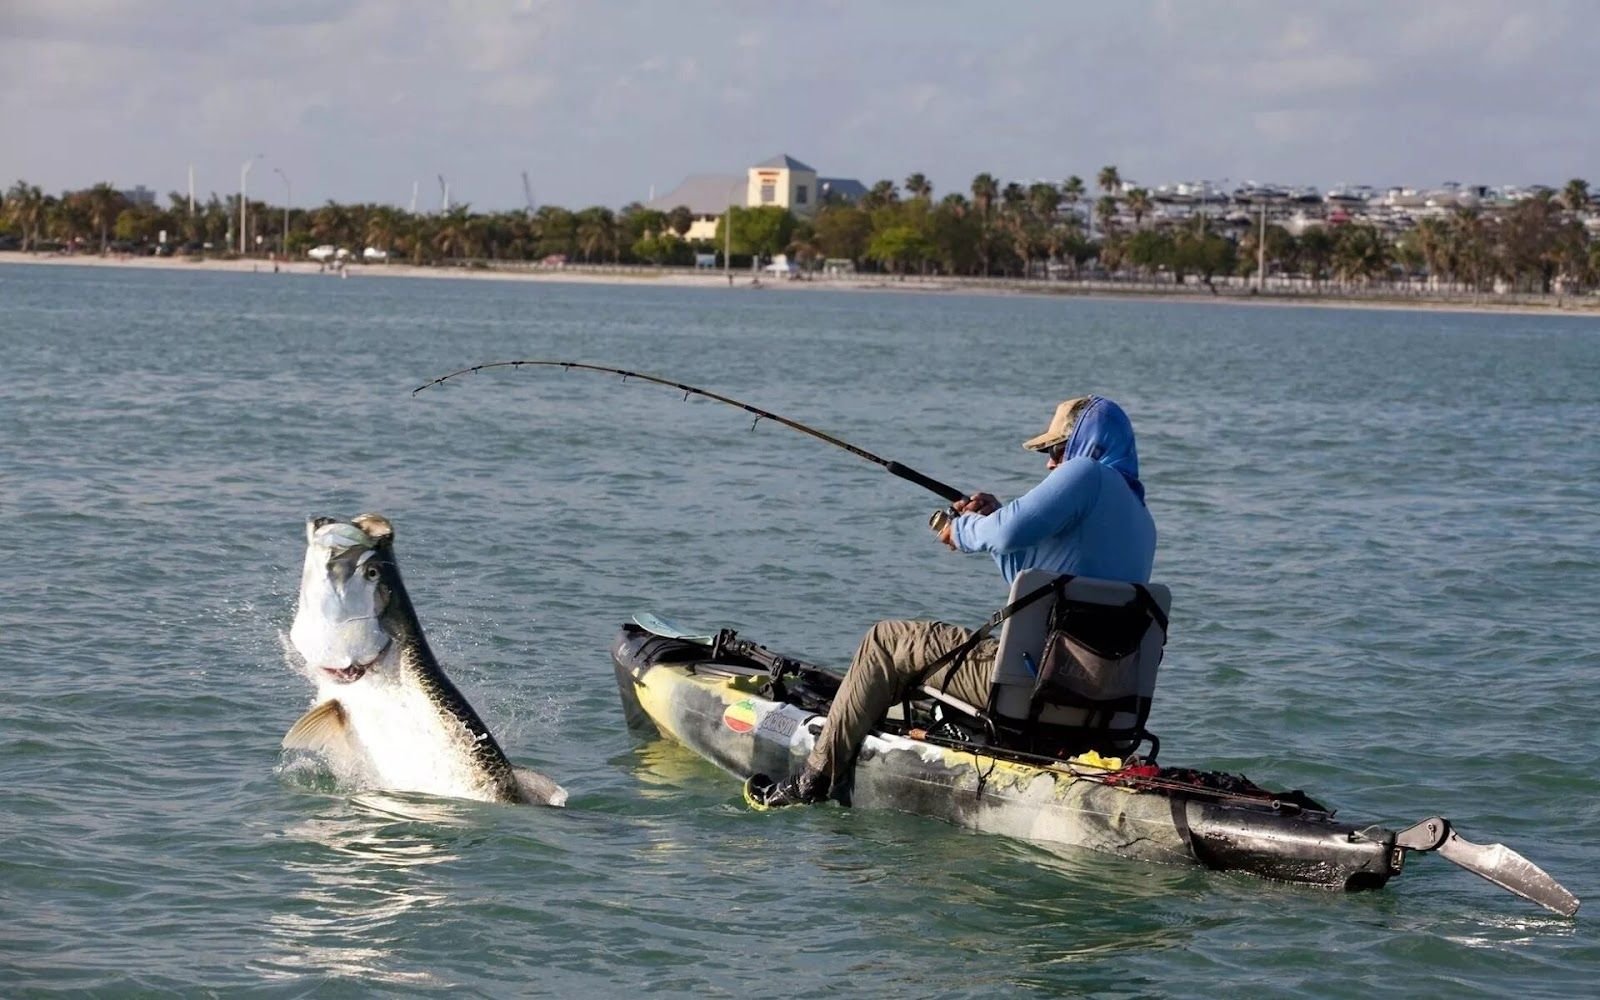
317;641;391;685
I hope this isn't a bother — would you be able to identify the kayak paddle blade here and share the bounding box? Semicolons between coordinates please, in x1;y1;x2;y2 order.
1397;817;1580;917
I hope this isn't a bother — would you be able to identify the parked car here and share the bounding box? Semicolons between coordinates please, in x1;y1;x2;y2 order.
307;244;338;262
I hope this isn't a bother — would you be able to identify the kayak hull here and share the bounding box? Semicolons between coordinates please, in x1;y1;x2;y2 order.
612;626;1401;890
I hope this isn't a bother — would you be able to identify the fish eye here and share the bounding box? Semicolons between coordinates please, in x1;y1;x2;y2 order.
364;565;380;582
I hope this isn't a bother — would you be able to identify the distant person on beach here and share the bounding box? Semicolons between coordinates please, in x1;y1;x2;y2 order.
746;396;1157;808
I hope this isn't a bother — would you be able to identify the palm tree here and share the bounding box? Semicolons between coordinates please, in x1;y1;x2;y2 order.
311;200;355;250
1412;217;1450;287
667;205;694;238
55;191;93;250
970;174;998;219
1496;193;1565;293
575;207;617;262
1027;182;1061;223
1332;224;1392;285
433;207;477;260
85;182;125;253
1562;178;1590;215
534;205;577;259
1061;175;1086;229
786;221;824;269
1094;168;1120;242
1125;187;1153;229
401;213;433;265
365;207;402;260
5;181;45;251
862;180;899;211
1296;226;1335;289
968;173;1000;276
1094;196;1118;233
904;173;933;201
1450;208;1492;292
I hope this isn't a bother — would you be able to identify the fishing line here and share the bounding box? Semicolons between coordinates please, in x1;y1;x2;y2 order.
413;360;967;503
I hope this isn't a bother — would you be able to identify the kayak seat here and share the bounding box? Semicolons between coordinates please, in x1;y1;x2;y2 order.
919;568;1170;759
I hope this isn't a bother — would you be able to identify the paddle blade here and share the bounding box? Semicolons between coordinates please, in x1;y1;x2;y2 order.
1435;830;1580;917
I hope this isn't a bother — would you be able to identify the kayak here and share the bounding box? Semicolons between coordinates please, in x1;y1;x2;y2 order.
611;619;1580;915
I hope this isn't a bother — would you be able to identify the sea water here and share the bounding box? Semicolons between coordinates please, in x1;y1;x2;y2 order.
2;263;1597;997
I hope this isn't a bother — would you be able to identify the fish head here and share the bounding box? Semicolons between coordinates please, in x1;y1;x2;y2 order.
289;514;402;685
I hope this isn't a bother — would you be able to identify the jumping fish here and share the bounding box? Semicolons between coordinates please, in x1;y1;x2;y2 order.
284;514;566;806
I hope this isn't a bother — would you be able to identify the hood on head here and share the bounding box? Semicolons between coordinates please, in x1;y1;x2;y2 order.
289;514;398;681
1027;396;1145;504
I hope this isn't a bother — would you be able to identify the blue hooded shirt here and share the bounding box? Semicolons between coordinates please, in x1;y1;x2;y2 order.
950;397;1156;584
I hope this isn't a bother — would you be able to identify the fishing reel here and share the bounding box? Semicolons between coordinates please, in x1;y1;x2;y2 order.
928;507;957;535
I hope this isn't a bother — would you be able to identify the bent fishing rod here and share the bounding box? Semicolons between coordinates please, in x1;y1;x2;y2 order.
412;360;967;504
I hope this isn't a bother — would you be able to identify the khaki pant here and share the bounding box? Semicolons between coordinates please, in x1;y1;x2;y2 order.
805;619;997;787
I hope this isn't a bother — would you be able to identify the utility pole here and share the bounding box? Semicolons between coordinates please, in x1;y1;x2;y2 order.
188;164;195;214
522;171;535;217
409;180;419;215
274;168;290;256
438;175;449;213
239;154;261;255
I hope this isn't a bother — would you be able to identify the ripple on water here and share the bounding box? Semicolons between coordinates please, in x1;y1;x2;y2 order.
2;267;1597;996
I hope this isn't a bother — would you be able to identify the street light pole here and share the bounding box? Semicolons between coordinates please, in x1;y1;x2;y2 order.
274;168;290;257
1257;199;1267;292
239;154;261;255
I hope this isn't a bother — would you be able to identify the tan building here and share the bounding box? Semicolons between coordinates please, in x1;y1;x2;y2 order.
647;154;863;241
746;154;818;216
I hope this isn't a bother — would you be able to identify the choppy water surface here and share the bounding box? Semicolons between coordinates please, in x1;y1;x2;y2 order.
3;263;1597;997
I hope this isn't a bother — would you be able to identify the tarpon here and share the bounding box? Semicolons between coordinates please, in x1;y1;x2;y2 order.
284;513;567;806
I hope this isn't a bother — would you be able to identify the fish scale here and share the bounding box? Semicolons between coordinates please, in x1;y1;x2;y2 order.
394;617;523;801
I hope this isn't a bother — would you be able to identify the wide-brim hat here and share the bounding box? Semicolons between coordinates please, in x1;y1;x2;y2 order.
1022;396;1093;452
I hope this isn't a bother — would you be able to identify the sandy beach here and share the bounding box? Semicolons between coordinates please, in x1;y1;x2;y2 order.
4;250;1598;318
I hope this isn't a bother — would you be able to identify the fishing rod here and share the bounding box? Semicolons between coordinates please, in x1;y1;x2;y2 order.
412;360;968;504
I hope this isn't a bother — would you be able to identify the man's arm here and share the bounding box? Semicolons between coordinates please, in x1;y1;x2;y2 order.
950;459;1100;554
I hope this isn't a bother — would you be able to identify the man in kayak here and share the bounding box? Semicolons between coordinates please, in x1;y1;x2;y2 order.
746;395;1157;808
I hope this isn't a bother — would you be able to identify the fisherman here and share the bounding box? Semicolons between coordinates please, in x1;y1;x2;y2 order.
747;395;1158;808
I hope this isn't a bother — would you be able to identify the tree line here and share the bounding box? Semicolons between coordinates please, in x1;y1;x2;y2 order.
4;171;1596;294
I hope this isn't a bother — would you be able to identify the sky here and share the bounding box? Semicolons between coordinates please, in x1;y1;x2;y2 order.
3;0;1596;212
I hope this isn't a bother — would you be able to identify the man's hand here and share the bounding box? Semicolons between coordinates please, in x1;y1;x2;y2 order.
954;492;1001;516
937;518;957;550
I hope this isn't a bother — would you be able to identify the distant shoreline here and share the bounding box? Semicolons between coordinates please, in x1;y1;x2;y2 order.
5;250;1598;319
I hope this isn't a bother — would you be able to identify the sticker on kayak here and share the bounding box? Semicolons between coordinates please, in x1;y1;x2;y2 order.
723;699;759;734
755;704;812;744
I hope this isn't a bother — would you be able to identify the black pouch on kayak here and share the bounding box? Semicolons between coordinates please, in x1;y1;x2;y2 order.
1023;580;1169;757
912;571;1171;759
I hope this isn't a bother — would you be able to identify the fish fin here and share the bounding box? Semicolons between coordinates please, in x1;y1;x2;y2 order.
513;767;568;808
282;700;354;755
352;513;394;545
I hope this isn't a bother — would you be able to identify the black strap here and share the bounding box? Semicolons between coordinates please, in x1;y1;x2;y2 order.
913;575;1071;690
1131;583;1169;636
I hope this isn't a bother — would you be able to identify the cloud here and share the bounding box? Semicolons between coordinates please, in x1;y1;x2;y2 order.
0;1;1594;209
